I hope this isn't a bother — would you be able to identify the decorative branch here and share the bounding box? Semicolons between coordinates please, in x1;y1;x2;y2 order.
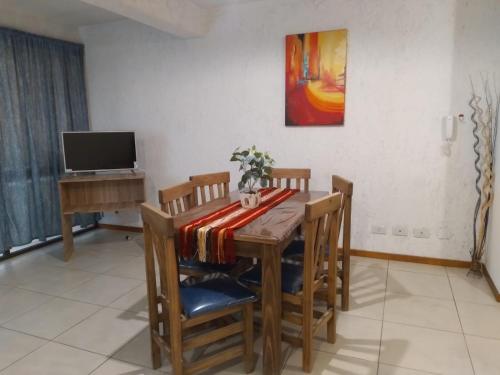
468;76;500;274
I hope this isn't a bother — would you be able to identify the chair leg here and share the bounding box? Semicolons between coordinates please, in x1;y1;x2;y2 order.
243;303;255;373
302;301;313;373
170;325;183;375
328;259;338;344
150;328;161;369
341;252;350;311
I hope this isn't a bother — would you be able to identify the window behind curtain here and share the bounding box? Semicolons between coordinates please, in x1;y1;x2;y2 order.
0;27;95;256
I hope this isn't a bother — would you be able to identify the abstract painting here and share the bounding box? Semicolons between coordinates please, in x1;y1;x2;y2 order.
285;29;347;126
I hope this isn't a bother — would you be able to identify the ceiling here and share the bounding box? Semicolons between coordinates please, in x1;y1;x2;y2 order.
192;0;263;9
0;0;122;26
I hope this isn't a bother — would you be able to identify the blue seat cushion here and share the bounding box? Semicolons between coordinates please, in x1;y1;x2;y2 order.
282;240;305;258
179;258;235;273
179;274;257;318
239;262;304;294
282;240;330;259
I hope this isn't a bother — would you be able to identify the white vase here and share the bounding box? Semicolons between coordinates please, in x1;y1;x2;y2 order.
240;191;262;209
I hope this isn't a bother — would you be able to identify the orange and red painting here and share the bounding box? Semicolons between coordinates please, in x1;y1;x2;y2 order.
285;29;347;126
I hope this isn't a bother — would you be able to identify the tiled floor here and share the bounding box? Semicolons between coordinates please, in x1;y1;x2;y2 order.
0;229;499;374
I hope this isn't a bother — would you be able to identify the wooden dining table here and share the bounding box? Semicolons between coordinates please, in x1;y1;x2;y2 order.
173;190;328;375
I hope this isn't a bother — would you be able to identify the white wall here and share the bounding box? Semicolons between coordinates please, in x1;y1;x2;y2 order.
81;0;500;262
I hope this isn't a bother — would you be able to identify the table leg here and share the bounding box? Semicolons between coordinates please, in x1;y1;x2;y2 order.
62;213;74;261
261;243;282;375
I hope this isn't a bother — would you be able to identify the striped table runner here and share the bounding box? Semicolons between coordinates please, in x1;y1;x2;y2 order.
179;188;298;264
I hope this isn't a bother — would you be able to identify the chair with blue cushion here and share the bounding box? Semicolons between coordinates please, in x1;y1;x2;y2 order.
141;203;257;375
189;171;230;205
269;167;311;192
159;180;237;277
240;193;341;372
282;175;353;311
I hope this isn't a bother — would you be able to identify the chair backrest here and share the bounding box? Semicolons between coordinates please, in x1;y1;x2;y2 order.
270;168;311;192
302;193;341;295
190;171;230;206
141;203;182;346
158;181;196;216
332;175;353;252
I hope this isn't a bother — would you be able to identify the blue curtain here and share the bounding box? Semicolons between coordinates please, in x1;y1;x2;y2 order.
0;28;94;255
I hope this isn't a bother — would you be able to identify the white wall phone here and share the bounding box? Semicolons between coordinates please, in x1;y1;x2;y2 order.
442;115;456;156
444;115;456;141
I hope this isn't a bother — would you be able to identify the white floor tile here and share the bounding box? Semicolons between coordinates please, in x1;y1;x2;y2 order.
0;342;106;375
346;265;387;320
62;274;143;306
384;293;461;332
55;307;149;356
350;256;388;269
313;313;382;362
15;265;96;296
380;322;474;375
378;364;435;374
0;261;46;286
387;270;453;299
449;276;497;305
3;298;100;339
465;334;500;375
112;328;170;372
0;327;47;371
92;241;145;258
338;288;385;320
108;283;148;313
445;267;470;279
40;249;139;274
388;261;446;276
456;301;500;339
351;264;388;289
105;257;147;281
283;349;378;374
91;359;165;375
0;287;51;324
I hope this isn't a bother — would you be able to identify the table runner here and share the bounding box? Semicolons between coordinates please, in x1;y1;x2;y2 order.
179;188;298;264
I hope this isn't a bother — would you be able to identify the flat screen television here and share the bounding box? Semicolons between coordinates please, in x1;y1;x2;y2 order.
62;131;137;173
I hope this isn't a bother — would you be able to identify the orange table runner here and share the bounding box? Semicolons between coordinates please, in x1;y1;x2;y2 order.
179;188;298;264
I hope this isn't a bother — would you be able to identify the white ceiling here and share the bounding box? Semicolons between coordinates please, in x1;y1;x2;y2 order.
0;0;122;26
192;0;263;9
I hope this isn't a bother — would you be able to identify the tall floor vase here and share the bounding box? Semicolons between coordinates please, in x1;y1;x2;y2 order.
469;77;500;275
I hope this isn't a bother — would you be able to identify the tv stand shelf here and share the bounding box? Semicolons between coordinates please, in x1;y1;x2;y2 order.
59;172;145;260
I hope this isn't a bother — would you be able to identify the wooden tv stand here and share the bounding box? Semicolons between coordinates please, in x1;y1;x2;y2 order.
59;172;146;261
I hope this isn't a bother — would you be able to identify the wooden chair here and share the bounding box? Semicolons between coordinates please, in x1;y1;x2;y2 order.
158;181;234;277
159;181;196;216
269;168;311;192
189;171;230;206
240;193;341;372
332;175;353;311
141;203;257;375
282;175;353;311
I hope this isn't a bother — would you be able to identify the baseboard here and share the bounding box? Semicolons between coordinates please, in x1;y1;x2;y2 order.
97;223;143;233
483;265;500;302
350;248;471;268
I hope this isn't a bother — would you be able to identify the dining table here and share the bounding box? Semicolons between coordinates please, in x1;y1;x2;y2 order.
173;190;328;375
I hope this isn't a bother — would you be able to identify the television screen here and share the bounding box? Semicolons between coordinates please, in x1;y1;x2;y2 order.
62;132;137;172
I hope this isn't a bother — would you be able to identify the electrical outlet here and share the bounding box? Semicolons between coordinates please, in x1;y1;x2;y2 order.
392;225;408;236
413;227;430;238
371;225;387;235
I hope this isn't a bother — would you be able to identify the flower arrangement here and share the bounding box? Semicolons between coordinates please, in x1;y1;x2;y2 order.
230;146;275;194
